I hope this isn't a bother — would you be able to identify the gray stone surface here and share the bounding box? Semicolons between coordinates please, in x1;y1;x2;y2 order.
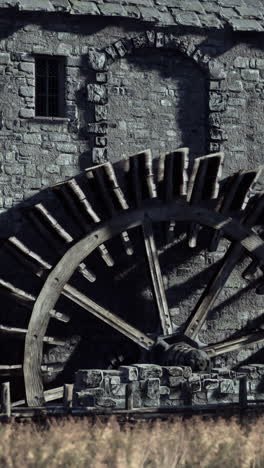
0;3;261;383
73;365;264;409
0;0;264;31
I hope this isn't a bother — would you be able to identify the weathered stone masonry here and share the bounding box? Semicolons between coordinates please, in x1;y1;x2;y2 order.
0;0;263;373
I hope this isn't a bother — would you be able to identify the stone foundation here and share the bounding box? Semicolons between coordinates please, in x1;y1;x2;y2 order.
73;364;264;410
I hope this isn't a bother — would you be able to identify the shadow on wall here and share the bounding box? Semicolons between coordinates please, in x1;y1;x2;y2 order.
0;161;262;395
106;48;208;165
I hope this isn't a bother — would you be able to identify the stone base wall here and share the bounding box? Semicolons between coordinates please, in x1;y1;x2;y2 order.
73;364;264;410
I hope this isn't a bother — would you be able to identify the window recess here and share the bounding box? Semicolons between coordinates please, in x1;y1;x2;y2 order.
35;56;65;118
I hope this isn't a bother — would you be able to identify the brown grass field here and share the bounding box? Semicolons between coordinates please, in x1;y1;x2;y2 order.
0;416;263;467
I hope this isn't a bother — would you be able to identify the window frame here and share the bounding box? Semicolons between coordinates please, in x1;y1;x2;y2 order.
34;55;66;118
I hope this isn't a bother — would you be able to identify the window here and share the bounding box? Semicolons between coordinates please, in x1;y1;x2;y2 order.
35;56;65;117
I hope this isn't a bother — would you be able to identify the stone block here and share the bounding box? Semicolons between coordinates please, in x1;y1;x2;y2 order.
87;84;107;104
5;164;24;176
132;32;148;49
256;59;264;69
131;381;142;408
95;397;117;408
177;0;205;13
75;369;103;389
209;92;227;111
241;69;260;81
95;105;108;122
114;40;128;57
19;0;54;11
70;1;100;15
199;14;222;28
136;6;162;22
46;165;60;174
95;136;107;147
87;123;107;134
87;50;107;71
228;80;243;92
203;379;219;390
173;11;202;27
56;143;77;153
146;30;155;46
120;366;138;382
19;108;34;118
19;86;34;98
96;72;107;83
134;364;162;380
220;379;235;394
146;378;160;399
164;366;185;377
23;133;41;145
188;376;202;393
98;4;128;16
75;388;104;407
235;6;263;19
125;5;141;18
168;376;183;388
230;19;263;31
143;378;160;407
92;147;107;163
109;382;126;398
127;0;152;5
49;133;70;142
208;60;226;80
0;53;9;65
19;62;34;74
160;386;170;395
234;57;249;68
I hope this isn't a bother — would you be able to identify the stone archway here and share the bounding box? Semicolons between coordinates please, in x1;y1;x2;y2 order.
87;31;227;164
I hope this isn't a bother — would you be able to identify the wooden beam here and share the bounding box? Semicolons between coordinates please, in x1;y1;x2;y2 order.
53;180;114;267
12;386;64;408
158;148;189;242
210;170;262;251
23;200;264;407
0;365;22;376
184;242;243;339
0;278;35;302
63;384;73;409
33;204;96;282
62;283;154;350
204;331;264;357
142;217;173;335
187;153;224;248
0;325;66;346
1;382;11;417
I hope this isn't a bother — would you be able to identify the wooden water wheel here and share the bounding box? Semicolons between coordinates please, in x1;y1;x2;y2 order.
0;148;263;408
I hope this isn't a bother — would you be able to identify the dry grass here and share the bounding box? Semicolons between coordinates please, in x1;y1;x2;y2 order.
0;416;263;467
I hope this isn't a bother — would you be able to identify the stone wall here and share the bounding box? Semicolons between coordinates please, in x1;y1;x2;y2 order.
73;364;264;410
107;49;206;162
0;11;262;374
0;16;263;225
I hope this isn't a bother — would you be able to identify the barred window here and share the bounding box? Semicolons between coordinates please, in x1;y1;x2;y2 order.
35;56;65;117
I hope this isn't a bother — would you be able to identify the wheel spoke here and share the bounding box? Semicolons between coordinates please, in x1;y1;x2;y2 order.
142;217;173;335
184;242;243;339
62;283;154;350
204;331;264;357
0;324;66;346
12;386;64;408
0;365;22;376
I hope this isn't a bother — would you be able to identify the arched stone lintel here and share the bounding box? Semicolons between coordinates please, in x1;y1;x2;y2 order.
88;30;226;81
87;30;227;164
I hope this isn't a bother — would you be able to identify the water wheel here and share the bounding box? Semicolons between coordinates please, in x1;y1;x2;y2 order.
0;148;263;407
